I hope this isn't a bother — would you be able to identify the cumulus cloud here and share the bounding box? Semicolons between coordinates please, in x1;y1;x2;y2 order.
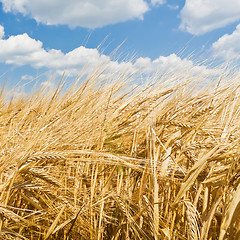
0;33;112;75
0;32;213;80
0;25;4;39
151;0;166;6
180;0;240;35
212;24;240;60
21;75;34;81
134;54;195;74
41;80;53;88
167;5;179;10
0;32;137;76
0;0;149;28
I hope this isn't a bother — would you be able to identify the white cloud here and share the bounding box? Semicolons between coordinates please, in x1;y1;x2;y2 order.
21;74;34;81
0;32;214;81
41;80;53;88
0;33;111;75
0;0;149;28
180;0;240;35
133;54;195;74
0;34;43;61
151;0;166;6
0;25;4;39
212;24;240;60
167;5;179;10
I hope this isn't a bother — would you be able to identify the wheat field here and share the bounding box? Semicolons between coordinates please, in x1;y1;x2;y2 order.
0;65;240;240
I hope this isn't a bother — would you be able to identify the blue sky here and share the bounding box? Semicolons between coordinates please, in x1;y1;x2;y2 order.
0;0;240;91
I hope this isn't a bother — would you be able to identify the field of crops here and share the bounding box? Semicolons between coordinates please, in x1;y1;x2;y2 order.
0;66;240;239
